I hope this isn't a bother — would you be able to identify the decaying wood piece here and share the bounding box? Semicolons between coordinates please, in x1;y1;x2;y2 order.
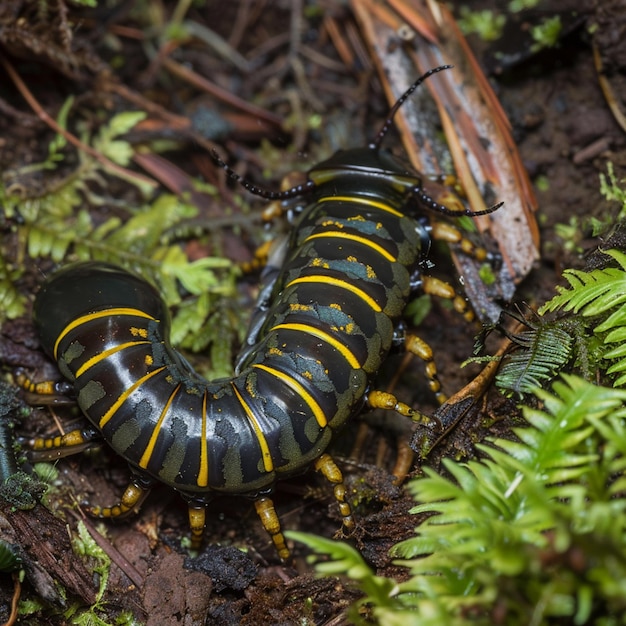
351;0;540;322
0;500;97;607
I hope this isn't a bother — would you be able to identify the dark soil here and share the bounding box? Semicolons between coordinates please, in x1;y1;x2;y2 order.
0;0;624;624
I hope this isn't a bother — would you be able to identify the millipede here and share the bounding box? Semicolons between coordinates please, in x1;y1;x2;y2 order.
24;65;500;560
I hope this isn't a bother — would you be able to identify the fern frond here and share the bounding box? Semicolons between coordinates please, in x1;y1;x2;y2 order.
2;107;241;365
496;324;573;394
0;258;26;322
540;249;626;316
532;249;626;386
291;376;626;623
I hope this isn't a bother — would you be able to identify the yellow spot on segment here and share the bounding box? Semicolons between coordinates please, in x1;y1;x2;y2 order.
322;219;343;228
366;265;377;279
331;321;355;333
304;231;396;262
231;383;273;473
318;195;403;217
139;384;180;469
286;276;382;312
130;327;148;338
145;355;154;366
197;392;209;487
75;340;152;378
289;303;312;312
99;366;167;428
54;308;157;360
271;322;361;369
253;363;328;428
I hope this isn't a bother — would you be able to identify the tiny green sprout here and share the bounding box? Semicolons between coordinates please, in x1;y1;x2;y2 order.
508;0;541;11
93;111;147;167
478;262;496;286
554;216;583;255
308;113;323;131
458;8;506;42
299;596;315;626
32;462;60;485
534;175;550;192
600;162;626;218
114;611;144;626
47;97;74;165
530;16;563;52
405;294;432;326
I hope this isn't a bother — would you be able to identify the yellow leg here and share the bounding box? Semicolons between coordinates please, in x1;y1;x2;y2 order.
367;388;434;420
431;220;490;263
313;453;354;535
16;375;56;395
29;427;100;461
87;483;150;519
254;497;290;561
188;506;206;550
404;334;448;404
238;239;273;274
31;428;96;452
15;369;72;399
422;275;474;323
367;390;416;417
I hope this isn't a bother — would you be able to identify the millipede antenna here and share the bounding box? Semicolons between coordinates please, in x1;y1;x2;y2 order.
210;149;316;200
369;64;453;151
413;186;503;218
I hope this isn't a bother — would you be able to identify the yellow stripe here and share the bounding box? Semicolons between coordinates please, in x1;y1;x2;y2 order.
304;231;396;262
54;307;157;360
75;340;151;378
139;384;180;469
197;392;209;487
271;322;361;369
231;383;273;473
253;363;328;428
318;195;403;217
285;276;382;312
99;366;166;428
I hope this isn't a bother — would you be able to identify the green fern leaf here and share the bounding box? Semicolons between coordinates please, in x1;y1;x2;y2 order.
541;249;626;316
288;375;626;623
0;259;26;321
496;325;573;394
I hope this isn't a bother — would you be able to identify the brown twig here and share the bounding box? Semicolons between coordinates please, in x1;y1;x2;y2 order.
593;42;626;135
67;510;145;589
0;52;158;192
1;574;20;626
161;56;284;128
323;15;355;69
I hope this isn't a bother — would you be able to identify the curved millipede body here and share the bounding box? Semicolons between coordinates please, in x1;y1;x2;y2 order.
30;66;500;559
